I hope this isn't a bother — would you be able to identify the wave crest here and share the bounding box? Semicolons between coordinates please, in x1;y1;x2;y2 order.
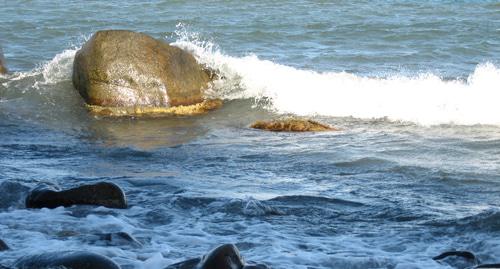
171;26;500;126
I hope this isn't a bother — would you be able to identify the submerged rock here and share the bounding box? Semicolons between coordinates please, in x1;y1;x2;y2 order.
72;30;214;113
433;250;479;269
14;251;120;269
433;251;500;269
26;182;127;209
0;48;7;74
93;232;142;247
433;251;477;262
0;239;9;251
251;118;336;132
165;244;269;269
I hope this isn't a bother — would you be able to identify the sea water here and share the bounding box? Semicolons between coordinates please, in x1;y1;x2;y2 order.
1;1;500;268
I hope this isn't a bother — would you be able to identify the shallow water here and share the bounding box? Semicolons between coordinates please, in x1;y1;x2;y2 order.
1;1;500;269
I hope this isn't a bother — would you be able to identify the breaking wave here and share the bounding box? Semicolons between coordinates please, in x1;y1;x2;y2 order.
172;26;500;126
3;28;500;126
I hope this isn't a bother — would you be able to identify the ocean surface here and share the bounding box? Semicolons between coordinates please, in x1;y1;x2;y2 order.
1;1;500;268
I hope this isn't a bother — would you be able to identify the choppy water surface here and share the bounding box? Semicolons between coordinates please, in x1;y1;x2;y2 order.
1;1;500;268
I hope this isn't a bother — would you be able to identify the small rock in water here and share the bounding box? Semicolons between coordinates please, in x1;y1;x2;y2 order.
251;118;337;132
25;182;127;209
433;251;479;269
14;251;120;269
0;239;9;251
164;244;270;269
199;244;245;269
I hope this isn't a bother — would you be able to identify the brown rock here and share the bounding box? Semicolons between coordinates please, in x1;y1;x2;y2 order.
72;30;212;109
87;99;222;117
251;118;337;132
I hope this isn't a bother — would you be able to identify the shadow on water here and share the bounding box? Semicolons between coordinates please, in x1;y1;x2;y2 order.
84;99;273;149
86;116;210;149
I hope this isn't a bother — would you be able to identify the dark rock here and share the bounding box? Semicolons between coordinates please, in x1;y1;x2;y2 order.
26;182;127;209
251;118;337;132
14;251;120;269
433;251;479;269
0;47;7;74
0;239;9;251
243;265;270;269
433;251;477;261
165;244;270;269
0;181;30;209
72;30;212;109
199;244;245;269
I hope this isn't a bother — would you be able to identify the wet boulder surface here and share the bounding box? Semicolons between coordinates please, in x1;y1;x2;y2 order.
25;182;127;209
13;251;120;269
72;30;212;109
433;250;500;269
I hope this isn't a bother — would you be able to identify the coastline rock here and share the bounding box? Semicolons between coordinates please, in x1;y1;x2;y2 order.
72;30;213;110
14;251;120;269
251;118;336;132
0;48;7;74
26;182;127;209
165;244;269;269
0;239;9;251
88;99;222;117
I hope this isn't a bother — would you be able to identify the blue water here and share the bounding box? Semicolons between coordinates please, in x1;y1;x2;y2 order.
1;1;500;268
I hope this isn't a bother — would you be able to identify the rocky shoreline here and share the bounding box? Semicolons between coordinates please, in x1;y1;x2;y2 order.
1;181;499;268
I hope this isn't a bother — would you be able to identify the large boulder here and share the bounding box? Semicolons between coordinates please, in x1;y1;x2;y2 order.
0;48;7;74
26;182;127;209
72;30;213;110
14;251;120;269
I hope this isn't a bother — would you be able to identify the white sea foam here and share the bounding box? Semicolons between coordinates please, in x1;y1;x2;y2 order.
36;49;77;86
172;27;500;126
